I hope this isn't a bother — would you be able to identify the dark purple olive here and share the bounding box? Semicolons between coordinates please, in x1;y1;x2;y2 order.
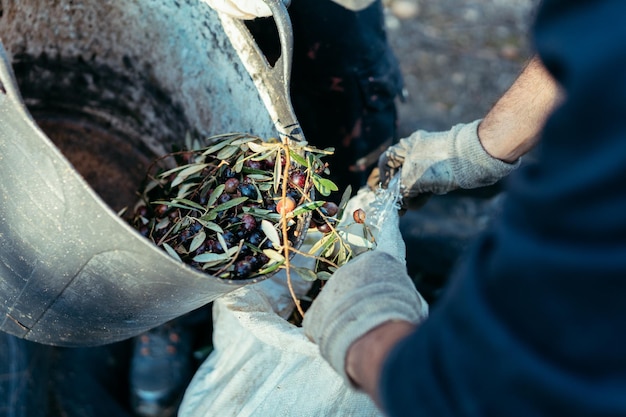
290;170;306;189
178;229;193;243
248;230;264;246
239;183;258;200
224;177;240;193
239;246;252;257
135;205;148;218
241;214;257;232
245;159;263;170
244;255;260;269
218;193;232;204
154;204;169;217
257;253;270;265
206;239;222;253
190;222;203;234
138;226;150;237
222;166;236;179
317;222;332;234
322;201;339;217
311;210;324;225
262;239;275;250
192;243;207;256
226;216;240;225
233;259;253;278
222;231;237;244
264;157;276;168
287;190;301;201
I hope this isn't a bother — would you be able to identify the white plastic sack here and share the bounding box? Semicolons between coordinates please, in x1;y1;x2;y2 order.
180;183;401;417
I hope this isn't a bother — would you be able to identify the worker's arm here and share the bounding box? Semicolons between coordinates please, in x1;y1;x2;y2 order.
377;56;562;199
344;321;415;406
479;56;562;162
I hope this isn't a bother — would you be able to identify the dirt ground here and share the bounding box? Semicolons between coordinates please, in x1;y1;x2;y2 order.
385;0;540;135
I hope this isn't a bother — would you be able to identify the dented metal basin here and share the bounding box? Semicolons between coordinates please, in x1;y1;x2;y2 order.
0;0;302;346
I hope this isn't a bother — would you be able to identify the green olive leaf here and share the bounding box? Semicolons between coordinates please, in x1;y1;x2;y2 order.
226;246;241;257
155;217;170;230
171;163;208;187
152;199;203;213
291;266;318;282
312;174;338;196
323;239;337;258
337;230;374;249
217;233;229;252
207;184;225;207
261;220;282;249
201;259;230;269
189;230;206;253
162;243;182;262
242;207;280;222
230;136;258;146
273;153;282;194
216;145;240;160
263;248;285;262
292;201;325;217
200;211;218;222
214;196;248;212
255;260;284;276
288;149;308;168
247;141;280;153
251;150;276;162
173;198;207;212
336;184;353;220
176;182;199;199
193;252;229;263
158;163;198;180
201;137;235;156
308;232;336;256
316;271;333;281
245;173;273;181
196;219;224;234
234;154;245;173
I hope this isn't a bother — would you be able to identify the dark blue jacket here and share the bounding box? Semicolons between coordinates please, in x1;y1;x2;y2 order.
380;0;626;415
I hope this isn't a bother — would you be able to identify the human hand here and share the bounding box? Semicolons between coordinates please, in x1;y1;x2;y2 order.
202;0;288;19
378;119;520;200
302;208;428;385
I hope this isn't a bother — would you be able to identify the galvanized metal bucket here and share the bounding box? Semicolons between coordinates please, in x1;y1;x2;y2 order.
0;0;303;346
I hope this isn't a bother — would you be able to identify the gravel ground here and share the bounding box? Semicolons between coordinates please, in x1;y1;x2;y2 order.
385;0;540;135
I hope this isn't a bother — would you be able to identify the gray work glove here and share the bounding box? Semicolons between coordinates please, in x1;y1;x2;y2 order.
379;119;520;199
303;206;428;385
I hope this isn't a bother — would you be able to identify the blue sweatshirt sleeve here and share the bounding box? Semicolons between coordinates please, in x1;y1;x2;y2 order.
379;1;626;416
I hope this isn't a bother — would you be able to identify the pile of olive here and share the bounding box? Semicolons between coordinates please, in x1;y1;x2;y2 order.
128;135;331;280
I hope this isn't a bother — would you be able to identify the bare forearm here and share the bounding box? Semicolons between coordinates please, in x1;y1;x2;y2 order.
479;56;563;163
345;321;416;406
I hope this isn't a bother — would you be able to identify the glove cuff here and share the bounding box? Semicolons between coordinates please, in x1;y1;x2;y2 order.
450;119;521;189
